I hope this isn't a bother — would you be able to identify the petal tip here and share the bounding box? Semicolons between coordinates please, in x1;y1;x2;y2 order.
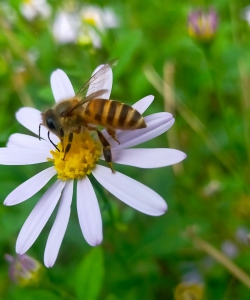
90;237;103;247
179;151;187;162
44;261;54;268
87;234;103;246
154;201;168;216
160;202;168;214
51;68;63;75
146;95;155;104
15;247;24;255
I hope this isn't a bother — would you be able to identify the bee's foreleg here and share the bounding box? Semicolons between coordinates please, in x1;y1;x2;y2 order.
107;128;120;145
62;131;73;160
96;129;115;173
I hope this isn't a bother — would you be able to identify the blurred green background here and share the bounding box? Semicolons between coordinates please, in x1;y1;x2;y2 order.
1;0;250;299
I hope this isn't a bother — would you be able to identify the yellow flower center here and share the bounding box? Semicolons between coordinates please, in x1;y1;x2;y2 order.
84;17;97;26
174;283;204;300
48;131;101;181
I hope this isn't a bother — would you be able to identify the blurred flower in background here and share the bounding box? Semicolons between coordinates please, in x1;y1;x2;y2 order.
80;5;118;31
241;6;250;24
174;282;204;300
79;5;118;48
180;261;203;285
188;8;218;42
52;11;80;44
221;240;239;258
202;179;221;198
5;254;42;286
52;4;118;47
20;0;51;21
235;227;250;245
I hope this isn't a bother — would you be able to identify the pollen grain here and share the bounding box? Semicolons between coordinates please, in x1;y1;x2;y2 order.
48;132;101;181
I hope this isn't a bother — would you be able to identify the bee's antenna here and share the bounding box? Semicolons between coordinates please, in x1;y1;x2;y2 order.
48;131;60;152
39;124;41;140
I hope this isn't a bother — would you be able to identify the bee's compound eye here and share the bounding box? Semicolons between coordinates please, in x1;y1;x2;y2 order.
46;117;56;131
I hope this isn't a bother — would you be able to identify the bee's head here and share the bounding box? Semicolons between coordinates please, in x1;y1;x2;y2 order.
41;109;60;137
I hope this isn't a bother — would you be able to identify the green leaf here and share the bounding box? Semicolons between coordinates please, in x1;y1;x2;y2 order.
7;288;61;300
74;247;104;300
110;30;143;78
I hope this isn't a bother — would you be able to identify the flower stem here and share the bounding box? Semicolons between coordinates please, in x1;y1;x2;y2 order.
144;65;239;175
163;61;184;175
43;279;78;300
187;228;250;290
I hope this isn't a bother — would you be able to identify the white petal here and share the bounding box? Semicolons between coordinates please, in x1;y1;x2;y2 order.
110;148;187;168
52;11;79;44
4;167;56;206
77;177;102;246
50;69;75;102
0;148;49;165
106;112;174;149
132;95;154;114
86;64;113;99
16;107;43;136
16;180;65;254
7;133;52;152
92;165;167;216
44;180;73;268
15;107;58;142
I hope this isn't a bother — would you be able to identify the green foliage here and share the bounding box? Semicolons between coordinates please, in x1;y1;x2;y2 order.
75;248;104;300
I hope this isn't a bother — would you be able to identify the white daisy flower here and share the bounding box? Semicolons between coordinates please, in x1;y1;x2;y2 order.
20;0;51;21
78;26;102;49
0;64;186;268
52;5;118;47
79;5;118;48
52;11;80;44
81;5;119;31
52;10;101;47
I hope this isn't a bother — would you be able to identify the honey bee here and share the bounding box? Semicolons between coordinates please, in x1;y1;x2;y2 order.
39;60;146;172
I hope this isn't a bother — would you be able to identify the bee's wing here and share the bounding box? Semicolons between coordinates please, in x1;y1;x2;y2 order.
63;59;117;116
62;89;108;116
76;59;117;100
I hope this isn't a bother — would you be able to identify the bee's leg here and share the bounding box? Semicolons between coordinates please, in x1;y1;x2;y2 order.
107;128;120;145
96;129;115;173
85;125;115;173
62;131;73;160
60;127;65;152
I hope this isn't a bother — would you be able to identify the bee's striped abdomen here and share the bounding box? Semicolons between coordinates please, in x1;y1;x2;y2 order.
83;99;146;130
